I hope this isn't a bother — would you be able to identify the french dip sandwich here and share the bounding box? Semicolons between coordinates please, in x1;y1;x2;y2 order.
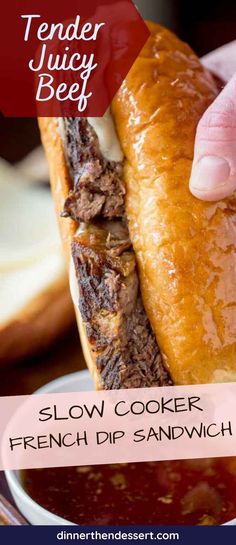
39;21;236;389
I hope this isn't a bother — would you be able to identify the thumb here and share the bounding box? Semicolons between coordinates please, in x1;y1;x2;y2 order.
189;74;236;201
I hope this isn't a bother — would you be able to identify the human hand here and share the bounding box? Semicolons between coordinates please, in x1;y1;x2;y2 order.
189;41;236;201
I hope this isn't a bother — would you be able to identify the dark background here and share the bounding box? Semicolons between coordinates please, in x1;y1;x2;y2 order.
1;0;235;164
137;0;236;54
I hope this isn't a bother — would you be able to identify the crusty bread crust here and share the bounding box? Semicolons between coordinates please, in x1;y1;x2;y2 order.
112;22;236;385
0;274;74;366
38;117;102;389
38;118;76;264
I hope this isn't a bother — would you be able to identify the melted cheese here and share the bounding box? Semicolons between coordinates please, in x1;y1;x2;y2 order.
88;109;123;162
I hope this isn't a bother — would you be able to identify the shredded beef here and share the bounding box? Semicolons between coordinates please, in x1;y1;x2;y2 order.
61;117;172;389
61;118;125;222
72;222;172;390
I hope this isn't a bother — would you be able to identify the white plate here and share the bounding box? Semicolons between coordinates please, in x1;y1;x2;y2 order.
5;370;236;525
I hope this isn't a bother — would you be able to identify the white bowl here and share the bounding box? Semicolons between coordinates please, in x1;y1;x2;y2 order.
5;370;94;525
5;370;236;526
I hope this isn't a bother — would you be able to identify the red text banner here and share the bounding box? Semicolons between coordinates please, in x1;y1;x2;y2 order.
0;0;149;116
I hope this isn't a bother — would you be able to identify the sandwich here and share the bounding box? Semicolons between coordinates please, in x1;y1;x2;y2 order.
0;158;74;365
39;21;236;389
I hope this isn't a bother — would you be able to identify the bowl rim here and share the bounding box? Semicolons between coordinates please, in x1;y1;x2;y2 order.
5;467;73;525
5;370;92;526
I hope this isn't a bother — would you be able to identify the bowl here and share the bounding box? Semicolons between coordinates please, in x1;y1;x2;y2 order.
5;369;93;525
5;370;236;525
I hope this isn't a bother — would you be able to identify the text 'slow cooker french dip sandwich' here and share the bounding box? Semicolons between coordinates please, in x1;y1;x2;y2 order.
39;21;236;390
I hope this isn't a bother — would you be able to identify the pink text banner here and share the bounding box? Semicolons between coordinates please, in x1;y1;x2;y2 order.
0;382;236;470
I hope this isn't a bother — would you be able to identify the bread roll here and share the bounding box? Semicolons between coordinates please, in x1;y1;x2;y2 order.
112;22;236;385
0;275;74;365
38;117;101;387
0;157;75;365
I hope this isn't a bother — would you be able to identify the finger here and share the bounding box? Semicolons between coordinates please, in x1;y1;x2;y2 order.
201;41;236;83
189;73;236;201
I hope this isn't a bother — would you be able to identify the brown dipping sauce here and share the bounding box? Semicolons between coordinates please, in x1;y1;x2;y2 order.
22;458;236;525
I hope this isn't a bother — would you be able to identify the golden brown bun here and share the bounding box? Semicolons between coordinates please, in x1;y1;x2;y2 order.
112;21;236;385
38;118;102;389
0;274;74;366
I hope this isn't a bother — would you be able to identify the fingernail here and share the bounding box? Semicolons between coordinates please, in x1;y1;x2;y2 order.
190;156;231;192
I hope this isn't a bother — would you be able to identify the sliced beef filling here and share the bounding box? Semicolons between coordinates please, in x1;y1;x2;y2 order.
61;118;125;222
72;222;172;389
61;117;172;389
